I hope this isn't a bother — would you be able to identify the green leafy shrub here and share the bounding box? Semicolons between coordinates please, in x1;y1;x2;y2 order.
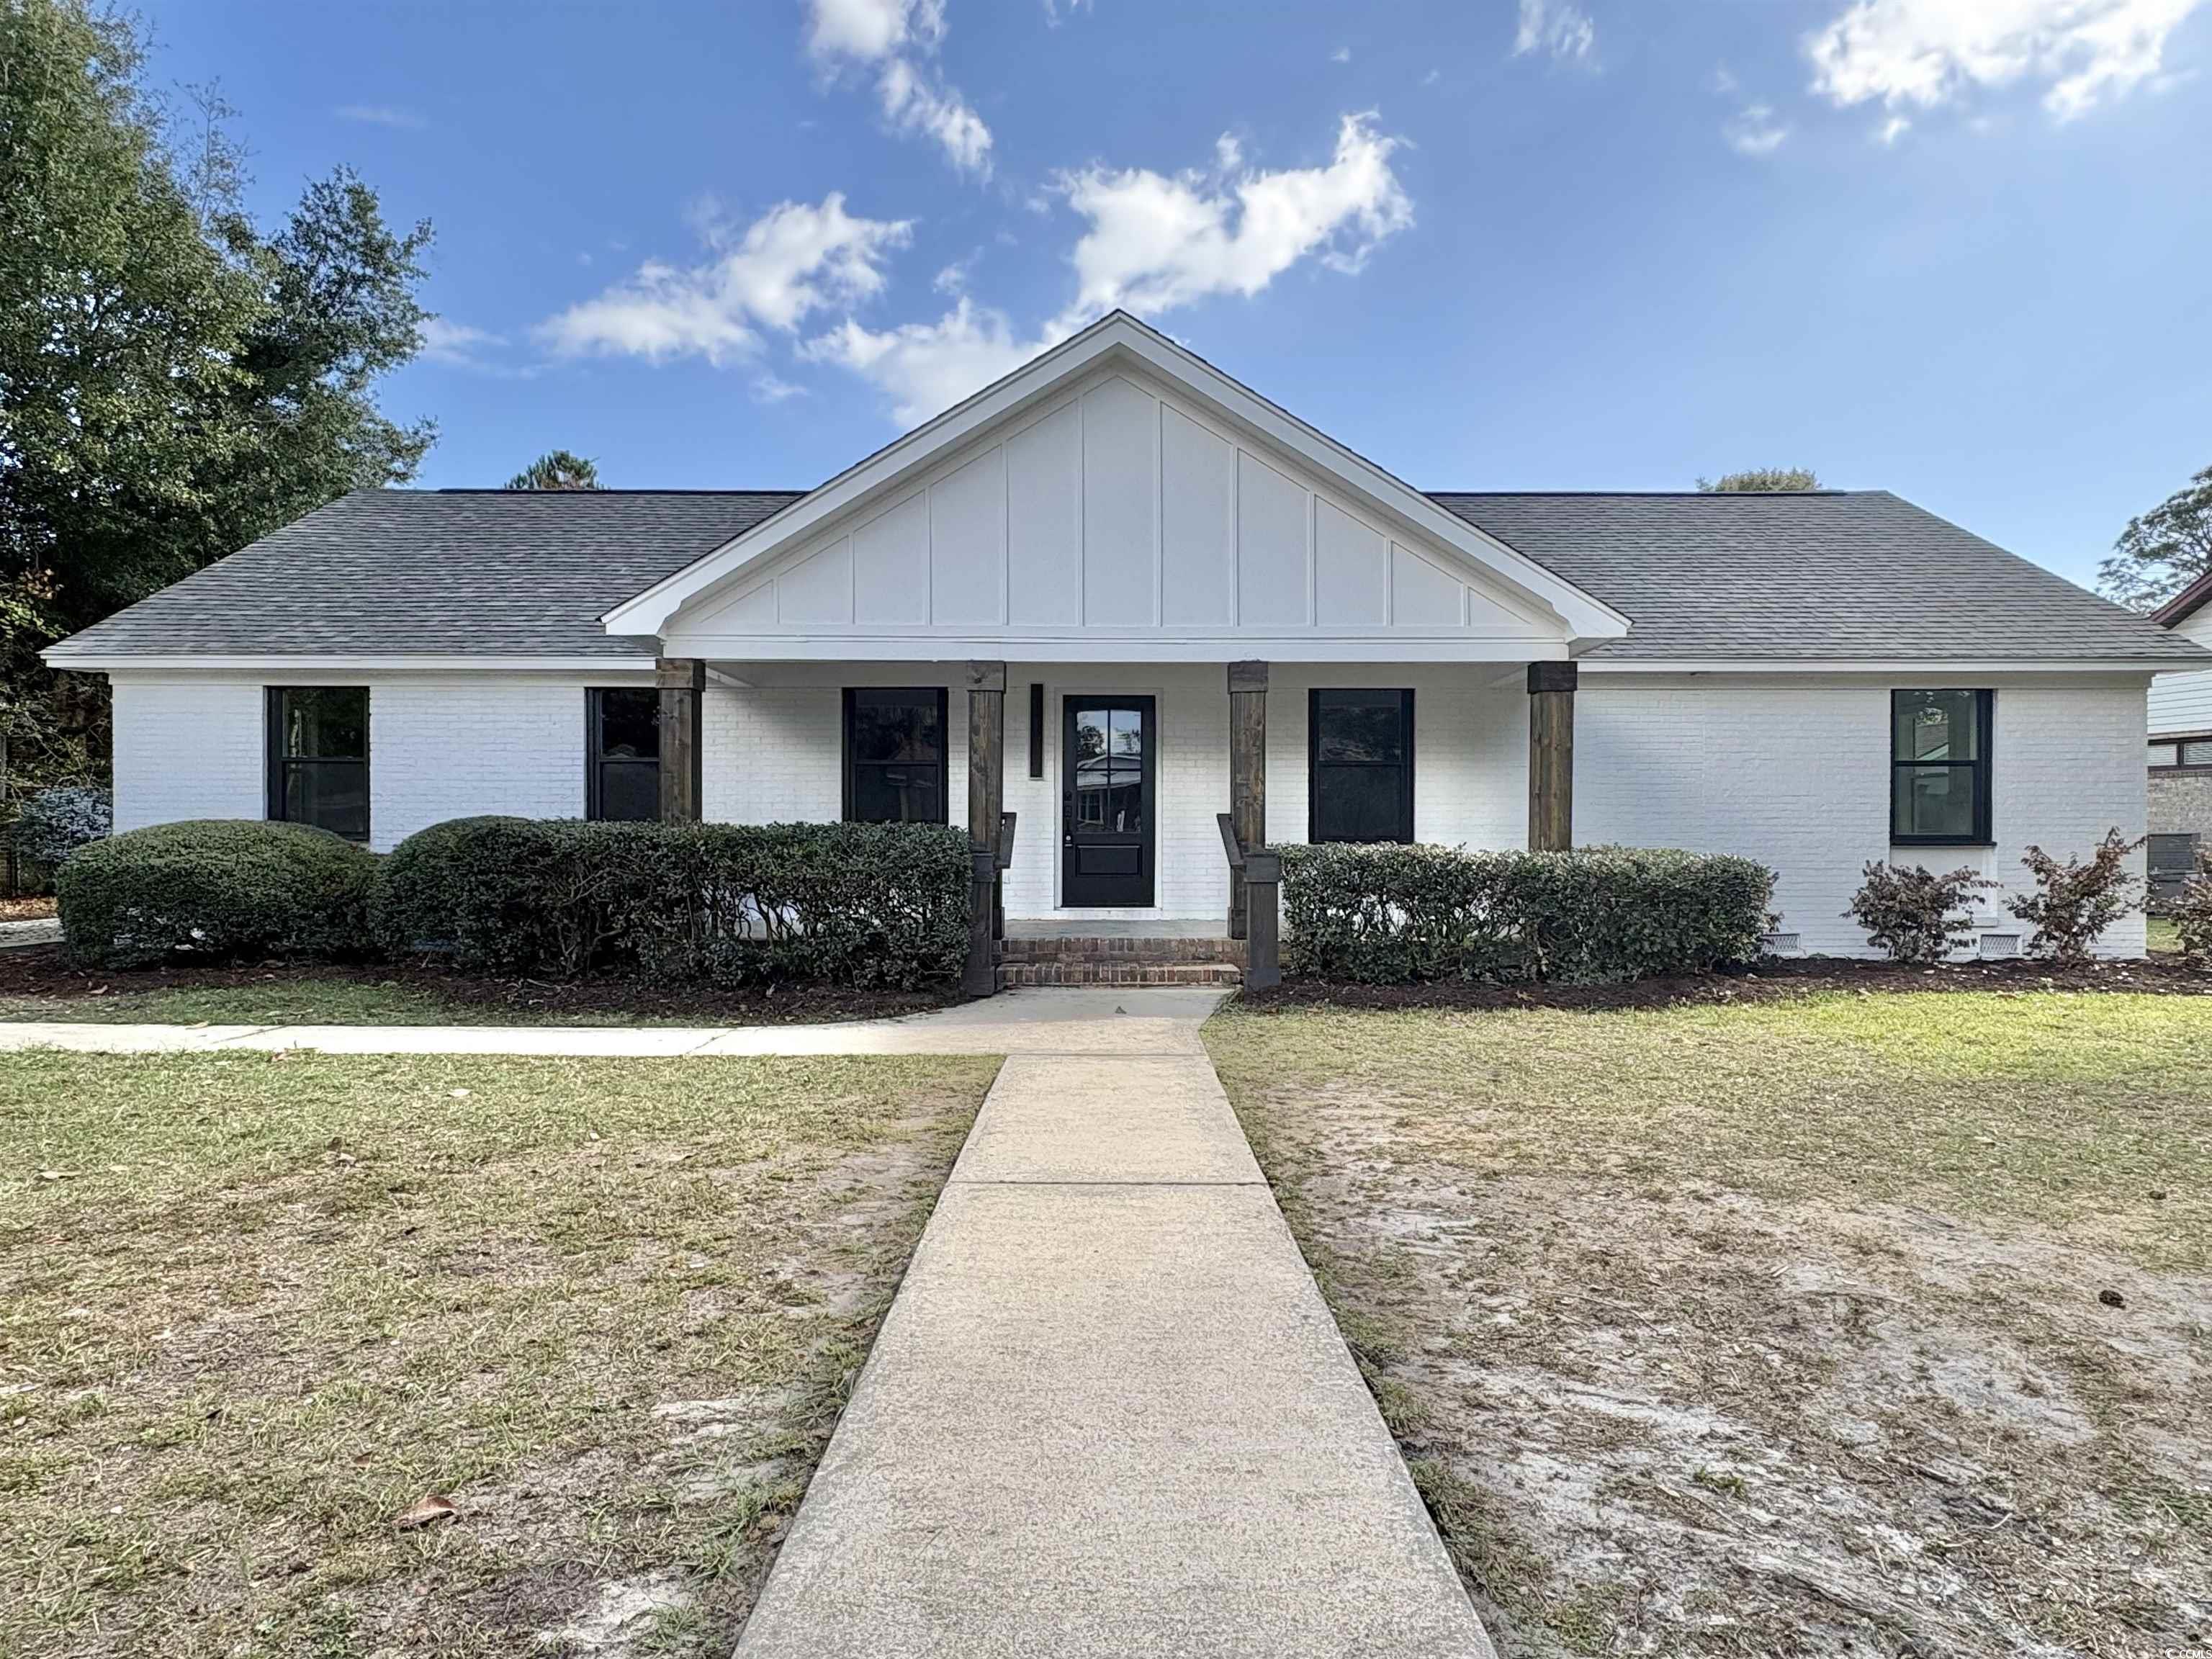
1277;842;1776;985
1845;862;1997;963
377;818;972;988
58;819;378;968
11;785;112;867
2005;829;2143;963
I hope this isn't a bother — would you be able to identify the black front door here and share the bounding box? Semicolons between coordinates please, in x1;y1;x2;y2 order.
1062;696;1156;907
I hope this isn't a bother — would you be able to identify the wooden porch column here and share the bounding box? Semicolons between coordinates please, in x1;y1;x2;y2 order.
963;660;1007;997
1527;660;1577;851
657;657;705;822
1227;660;1269;939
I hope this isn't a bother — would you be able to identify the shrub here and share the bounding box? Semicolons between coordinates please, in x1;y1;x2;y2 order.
58;819;378;968
11;785;112;868
1278;842;1775;985
2174;848;2212;962
2006;829;2143;963
1844;862;1996;963
376;818;973;988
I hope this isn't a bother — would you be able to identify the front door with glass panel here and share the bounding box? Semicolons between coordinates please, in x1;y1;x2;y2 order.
1061;696;1156;907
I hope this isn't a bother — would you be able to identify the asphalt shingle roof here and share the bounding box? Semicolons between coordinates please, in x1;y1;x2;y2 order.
50;484;2203;664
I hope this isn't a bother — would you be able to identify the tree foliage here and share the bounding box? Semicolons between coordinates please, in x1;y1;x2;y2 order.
1696;467;1822;493
2098;463;2212;611
505;449;603;490
0;0;433;791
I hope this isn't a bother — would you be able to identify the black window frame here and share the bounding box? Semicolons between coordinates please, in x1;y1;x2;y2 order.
1890;688;1994;848
841;686;950;825
266;685;371;842
586;686;662;822
2150;733;2212;773
1308;688;1416;845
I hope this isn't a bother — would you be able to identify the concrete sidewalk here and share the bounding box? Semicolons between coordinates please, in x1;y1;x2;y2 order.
732;1048;1495;1657
0;987;1228;1058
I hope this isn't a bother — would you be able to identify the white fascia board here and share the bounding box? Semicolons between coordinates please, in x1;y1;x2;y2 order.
48;653;660;673
601;312;1630;644
1578;658;2170;675
654;634;1573;665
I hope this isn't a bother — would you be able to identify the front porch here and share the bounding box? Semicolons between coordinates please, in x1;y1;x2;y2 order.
653;656;1583;994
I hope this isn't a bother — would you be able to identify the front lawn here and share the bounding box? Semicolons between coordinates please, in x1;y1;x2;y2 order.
0;1048;996;1657
1206;992;2212;1657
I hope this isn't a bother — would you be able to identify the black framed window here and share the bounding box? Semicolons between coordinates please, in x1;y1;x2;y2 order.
1892;689;1992;845
1309;688;1415;843
2150;736;2212;770
267;686;369;840
588;688;661;821
843;687;948;824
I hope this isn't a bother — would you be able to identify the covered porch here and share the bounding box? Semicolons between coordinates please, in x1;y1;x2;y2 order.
650;655;1583;994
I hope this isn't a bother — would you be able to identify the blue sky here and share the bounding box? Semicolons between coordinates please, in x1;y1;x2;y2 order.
140;0;2211;591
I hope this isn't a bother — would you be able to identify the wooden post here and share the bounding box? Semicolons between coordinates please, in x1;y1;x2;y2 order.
963;661;1007;998
1527;660;1577;851
1227;660;1268;940
657;658;706;822
1244;848;1282;989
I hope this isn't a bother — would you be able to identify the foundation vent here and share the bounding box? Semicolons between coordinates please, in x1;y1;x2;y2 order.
1978;932;2023;961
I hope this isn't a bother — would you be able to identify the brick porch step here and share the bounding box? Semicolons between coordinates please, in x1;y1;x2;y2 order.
996;959;1246;988
994;932;1246;989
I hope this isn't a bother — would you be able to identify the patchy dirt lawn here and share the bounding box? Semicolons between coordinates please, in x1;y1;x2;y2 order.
1206;992;2212;1658
0;1048;995;1658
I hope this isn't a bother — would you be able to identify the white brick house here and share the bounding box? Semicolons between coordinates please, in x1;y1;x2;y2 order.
48;313;2206;961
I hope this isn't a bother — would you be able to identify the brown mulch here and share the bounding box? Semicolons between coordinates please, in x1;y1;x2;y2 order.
1241;952;2212;1014
0;896;57;922
0;946;962;1025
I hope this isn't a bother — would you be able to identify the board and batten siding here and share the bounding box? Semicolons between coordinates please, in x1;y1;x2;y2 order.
660;366;1561;657
108;671;652;852
1578;673;2150;956
2148;608;2212;736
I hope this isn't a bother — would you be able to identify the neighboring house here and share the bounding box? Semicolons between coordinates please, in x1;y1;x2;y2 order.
2147;568;2212;902
42;313;2208;958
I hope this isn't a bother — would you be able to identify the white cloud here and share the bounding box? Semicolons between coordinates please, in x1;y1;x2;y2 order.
416;318;503;366
1807;0;2206;121
804;0;994;176
932;253;977;295
1723;102;1791;155
806;114;1416;428
1878;112;1912;143
336;104;427;129
1058;111;1413;320
1331;45;1352;63
752;372;809;404
537;193;912;364
1042;0;1089;19
802;298;1039;426
1514;0;1596;60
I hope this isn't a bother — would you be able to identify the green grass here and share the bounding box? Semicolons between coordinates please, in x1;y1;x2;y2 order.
2149;914;2180;953
1205;991;2212;1657
1209;989;2212;1268
0;1048;997;1658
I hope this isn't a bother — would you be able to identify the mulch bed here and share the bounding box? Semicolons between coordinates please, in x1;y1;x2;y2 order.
0;946;963;1025
1240;953;2212;1014
0;896;58;922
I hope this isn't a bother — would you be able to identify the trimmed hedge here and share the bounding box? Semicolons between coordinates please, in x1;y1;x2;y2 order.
376;817;973;989
1280;842;1776;984
57;819;378;969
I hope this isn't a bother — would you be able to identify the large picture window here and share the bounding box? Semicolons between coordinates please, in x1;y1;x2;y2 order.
843;688;948;824
588;688;661;821
267;686;369;840
1309;688;1415;843
1892;688;1992;845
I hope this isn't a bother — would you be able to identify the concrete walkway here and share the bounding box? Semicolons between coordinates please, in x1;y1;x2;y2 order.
1;989;1494;1654
734;1024;1494;1654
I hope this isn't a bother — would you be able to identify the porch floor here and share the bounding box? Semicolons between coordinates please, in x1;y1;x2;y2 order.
1004;918;1231;940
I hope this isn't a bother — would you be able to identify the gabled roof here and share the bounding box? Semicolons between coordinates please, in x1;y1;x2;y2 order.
1437;490;2204;663
603;310;1632;648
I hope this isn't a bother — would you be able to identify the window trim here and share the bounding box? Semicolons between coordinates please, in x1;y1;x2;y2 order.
265;685;371;842
1307;687;1416;845
585;686;662;822
841;686;950;825
2150;732;2212;773
1890;688;1993;848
